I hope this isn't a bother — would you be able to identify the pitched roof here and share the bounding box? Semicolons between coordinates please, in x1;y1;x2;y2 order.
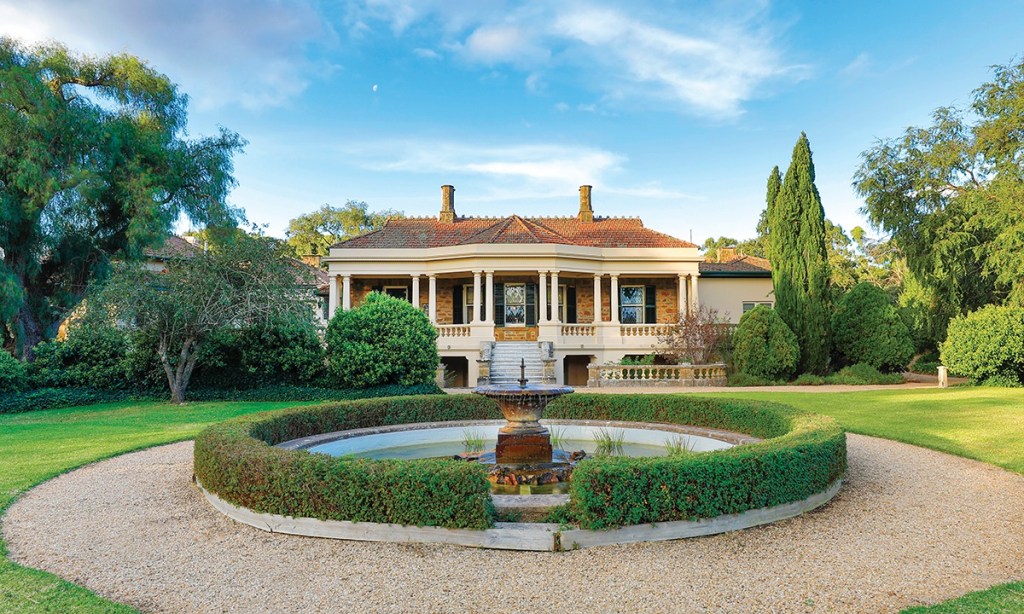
143;235;199;260
699;253;772;276
333;216;695;249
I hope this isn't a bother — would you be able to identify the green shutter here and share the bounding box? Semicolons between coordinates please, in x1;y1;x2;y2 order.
644;285;657;324
494;283;505;327
526;283;537;327
566;285;577;323
453;285;463;324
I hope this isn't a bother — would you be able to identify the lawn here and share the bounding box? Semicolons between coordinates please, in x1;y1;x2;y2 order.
0;387;1022;612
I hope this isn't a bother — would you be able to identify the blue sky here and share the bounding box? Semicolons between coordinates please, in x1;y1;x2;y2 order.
3;1;1023;245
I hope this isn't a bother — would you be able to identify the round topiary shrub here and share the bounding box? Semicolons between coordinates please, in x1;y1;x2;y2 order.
831;283;914;372
941;305;1024;386
326;292;439;388
0;350;28;393
732;306;799;381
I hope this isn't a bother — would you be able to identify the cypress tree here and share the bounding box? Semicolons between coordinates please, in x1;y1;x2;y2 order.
770;133;831;374
758;165;782;260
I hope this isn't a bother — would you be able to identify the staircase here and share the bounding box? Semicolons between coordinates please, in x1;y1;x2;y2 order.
488;342;551;385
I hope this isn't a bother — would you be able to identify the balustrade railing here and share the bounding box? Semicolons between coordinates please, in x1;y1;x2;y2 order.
587;363;727;387
560;324;596;337
436;324;471;337
619;323;674;337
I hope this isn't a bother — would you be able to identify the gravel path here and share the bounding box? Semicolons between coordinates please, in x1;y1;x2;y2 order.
4;434;1024;613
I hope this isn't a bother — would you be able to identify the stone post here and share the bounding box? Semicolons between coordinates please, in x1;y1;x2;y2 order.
937;366;948;388
342;276;352;311
411;275;420;311
428;275;437;323
538;271;548;323
610;274;620;325
550;270;560;325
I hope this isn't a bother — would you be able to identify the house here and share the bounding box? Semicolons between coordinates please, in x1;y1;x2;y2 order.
323;185;772;386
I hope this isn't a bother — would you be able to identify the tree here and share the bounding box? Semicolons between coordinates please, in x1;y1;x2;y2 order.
285;201;403;258
700;236;739;261
831;283;914;372
770;133;831;374
325;292;439;388
91;235;314;403
0;38;244;359
732;305;799;381
854;58;1024;339
657;305;729;364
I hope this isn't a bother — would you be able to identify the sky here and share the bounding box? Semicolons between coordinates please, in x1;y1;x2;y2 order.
2;0;1023;245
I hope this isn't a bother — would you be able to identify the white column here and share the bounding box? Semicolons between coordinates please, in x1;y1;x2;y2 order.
428;275;437;323
677;274;686;321
411;275;420;310
342;276;352;311
485;271;494;324
538;271;548;323
550;270;560;325
610;274;620;324
328;274;340;320
593;274;602;323
689;273;700;315
472;271;482;323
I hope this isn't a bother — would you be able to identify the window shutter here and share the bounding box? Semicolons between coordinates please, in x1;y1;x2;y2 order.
566;285;577;323
453;285;463;324
493;283;504;327
644;285;657;324
526;283;537;327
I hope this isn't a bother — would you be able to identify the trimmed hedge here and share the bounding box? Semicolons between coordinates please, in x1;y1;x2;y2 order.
0;383;442;415
545;394;846;529
194;395;502;529
195;393;845;533
941;305;1024;386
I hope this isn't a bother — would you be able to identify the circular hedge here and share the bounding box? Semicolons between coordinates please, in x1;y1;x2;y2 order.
194;394;846;531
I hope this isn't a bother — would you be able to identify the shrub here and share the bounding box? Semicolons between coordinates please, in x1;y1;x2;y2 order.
793;373;827;386
731;306;799;380
546;394;846;529
727;372;780;387
326;292;439;388
826;363;903;385
29;325;134;390
658;305;730;364
194;395;502;529
192;319;325;390
832;283;914;372
0;350;29;392
941;305;1024;386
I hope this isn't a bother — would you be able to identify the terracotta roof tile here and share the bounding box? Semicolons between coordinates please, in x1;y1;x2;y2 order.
700;253;772;275
143;235;199;260
333;216;695;249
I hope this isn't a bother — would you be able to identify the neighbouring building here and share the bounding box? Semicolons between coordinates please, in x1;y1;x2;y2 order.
323;185;772;387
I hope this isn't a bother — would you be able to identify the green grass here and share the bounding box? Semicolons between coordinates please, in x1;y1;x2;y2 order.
0;399;317;613
1;387;1023;612
714;386;1024;613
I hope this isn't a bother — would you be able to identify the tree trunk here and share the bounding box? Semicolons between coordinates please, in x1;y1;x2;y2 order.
12;304;44;361
159;336;195;405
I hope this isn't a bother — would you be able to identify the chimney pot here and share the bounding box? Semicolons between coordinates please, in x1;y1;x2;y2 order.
440;185;456;223
578;185;594;223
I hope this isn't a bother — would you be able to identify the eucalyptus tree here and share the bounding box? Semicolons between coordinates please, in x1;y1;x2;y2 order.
0;37;244;357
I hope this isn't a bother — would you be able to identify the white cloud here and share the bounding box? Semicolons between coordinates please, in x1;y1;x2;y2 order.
345;0;801;117
0;0;336;110
413;47;441;60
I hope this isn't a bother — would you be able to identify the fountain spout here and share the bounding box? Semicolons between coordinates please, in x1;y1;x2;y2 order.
518;358;528;388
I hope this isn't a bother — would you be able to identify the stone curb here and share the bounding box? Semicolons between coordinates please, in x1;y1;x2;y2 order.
198;478;842;552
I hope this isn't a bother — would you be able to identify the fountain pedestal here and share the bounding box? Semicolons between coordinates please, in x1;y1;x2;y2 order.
495;431;553;465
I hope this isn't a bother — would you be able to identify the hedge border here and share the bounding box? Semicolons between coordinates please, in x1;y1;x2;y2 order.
194;393;845;533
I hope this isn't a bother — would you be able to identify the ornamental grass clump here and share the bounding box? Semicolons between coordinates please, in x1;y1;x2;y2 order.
326;292;439;389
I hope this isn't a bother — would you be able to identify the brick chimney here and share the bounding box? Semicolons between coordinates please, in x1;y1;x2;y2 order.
578;185;594;223
440;185;456;223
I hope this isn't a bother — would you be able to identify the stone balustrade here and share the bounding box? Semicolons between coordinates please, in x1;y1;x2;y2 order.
587;363;728;388
619;323;674;337
436;324;472;337
561;324;596;337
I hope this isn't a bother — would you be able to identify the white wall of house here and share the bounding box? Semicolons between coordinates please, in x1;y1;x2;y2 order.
698;277;774;324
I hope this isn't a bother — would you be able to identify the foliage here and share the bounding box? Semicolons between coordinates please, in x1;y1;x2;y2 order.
0;351;28;392
619;354;655;366
191;319;325;389
326;292;439;389
28;324;136;389
941;305;1024;386
700;236;739;261
770;133;832;374
731;306;800;380
658;305;730;364
0;382;439;416
546;394;846;529
194;395;501;529
284;201;403;258
897;267;946;352
93;234;315;403
831;283;915;372
0;38;244;358
855;58;1024;341
825;364;903;385
727;372;780;387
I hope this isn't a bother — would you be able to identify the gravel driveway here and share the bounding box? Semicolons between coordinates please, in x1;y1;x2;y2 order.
4;434;1023;613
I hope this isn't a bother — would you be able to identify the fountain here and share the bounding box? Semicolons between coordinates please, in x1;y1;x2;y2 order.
472;359;574;486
